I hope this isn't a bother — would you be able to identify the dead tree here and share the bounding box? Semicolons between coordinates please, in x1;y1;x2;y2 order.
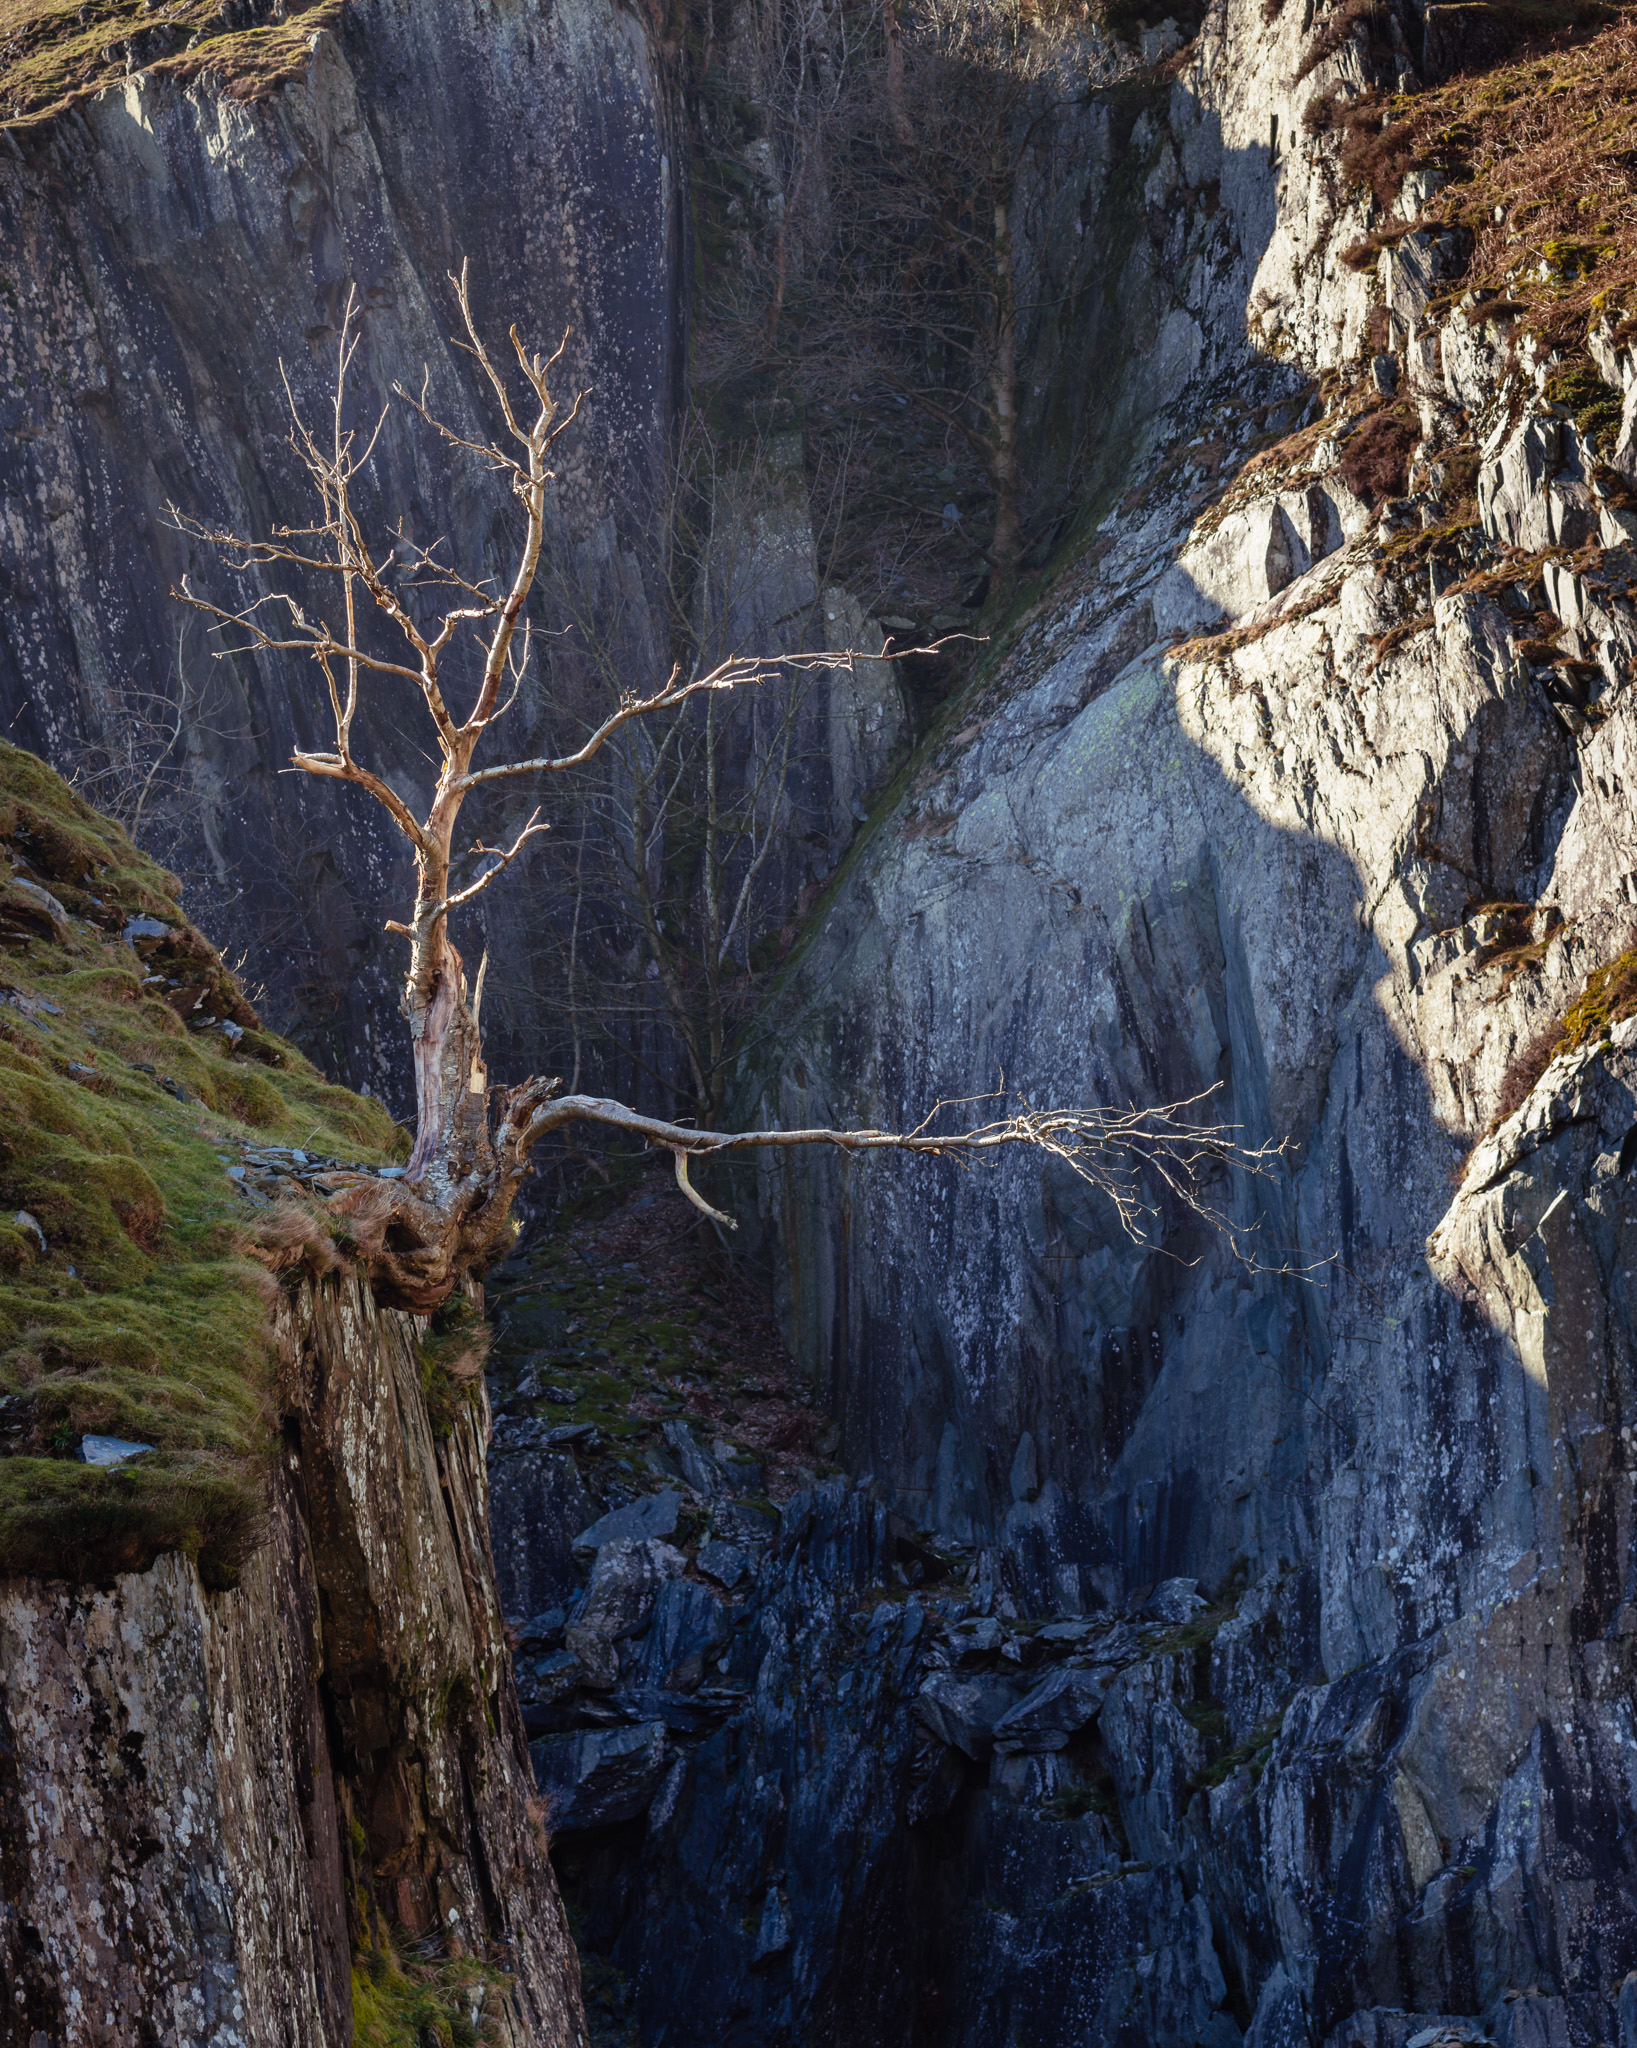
173;273;1279;1311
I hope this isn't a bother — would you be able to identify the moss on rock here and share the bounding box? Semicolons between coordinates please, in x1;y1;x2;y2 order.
0;741;405;1585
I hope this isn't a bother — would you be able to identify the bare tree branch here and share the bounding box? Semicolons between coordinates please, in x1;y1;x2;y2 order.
509;1082;1293;1264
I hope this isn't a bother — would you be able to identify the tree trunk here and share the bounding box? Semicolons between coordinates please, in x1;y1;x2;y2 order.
883;0;914;145
988;196;1022;587
404;929;492;1200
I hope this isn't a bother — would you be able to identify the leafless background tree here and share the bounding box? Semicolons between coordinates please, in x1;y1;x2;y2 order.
523;408;900;1165
695;0;1107;600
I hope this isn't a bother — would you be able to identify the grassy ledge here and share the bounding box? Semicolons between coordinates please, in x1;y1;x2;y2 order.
1308;9;1637;374
0;0;344;132
0;741;404;1587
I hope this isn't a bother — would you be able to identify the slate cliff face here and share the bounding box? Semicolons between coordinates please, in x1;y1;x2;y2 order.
0;1272;583;2047
0;0;682;1096
711;2;1637;2042
0;3;906;1115
11;3;1637;2046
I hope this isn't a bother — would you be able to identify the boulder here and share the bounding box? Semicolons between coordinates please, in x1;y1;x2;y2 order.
697;1539;751;1588
532;1721;670;1832
1145;1578;1208;1625
571;1489;682;1555
633;1577;730;1692
564;1538;685;1691
914;1672;1024;1759
992;1665;1112;1752
571;1537;685;1639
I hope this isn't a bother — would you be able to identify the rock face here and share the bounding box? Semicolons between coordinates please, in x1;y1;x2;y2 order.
0;0;681;1095
491;1426;1304;2047
11;2;1637;2045
0;8;911;1108
0;1271;583;2046
698;4;1637;2045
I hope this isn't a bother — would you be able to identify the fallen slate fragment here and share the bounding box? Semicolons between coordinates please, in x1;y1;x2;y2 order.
516;1608;567;1646
531;1720;670;1831
1039;1619;1096;1645
712;1440;765;1494
954;1616;1006;1662
572;1488;682;1555
4;878;70;937
78;1435;154;1468
914;1671;1024;1759
755;1887;793;1960
1146;1577;1208;1625
565;1538;686;1689
696;1539;750;1588
715;1499;778;1549
662;1421;723;1498
992;1665;1113;1752
531;1649;583;1705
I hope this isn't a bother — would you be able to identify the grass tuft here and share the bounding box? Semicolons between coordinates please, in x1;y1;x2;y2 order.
1489;945;1637;1127
1303;8;1637;384
419;1293;490;1440
1188;1712;1283;1793
1338;405;1420;508
1545;361;1626;450
351;1941;509;2048
1557;945;1637;1049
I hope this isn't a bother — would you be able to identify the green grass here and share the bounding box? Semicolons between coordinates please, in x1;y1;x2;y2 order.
1180;1697;1230;1743
1545;362;1626;450
1188;1713;1284;1794
0;0;345;129
418;1294;490;1441
1044;1777;1118;1822
487;1242;714;1444
0;741;404;1585
1558;946;1637;1050
351;1942;510;2048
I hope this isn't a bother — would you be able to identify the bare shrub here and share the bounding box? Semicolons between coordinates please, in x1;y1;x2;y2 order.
1338;408;1418;506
